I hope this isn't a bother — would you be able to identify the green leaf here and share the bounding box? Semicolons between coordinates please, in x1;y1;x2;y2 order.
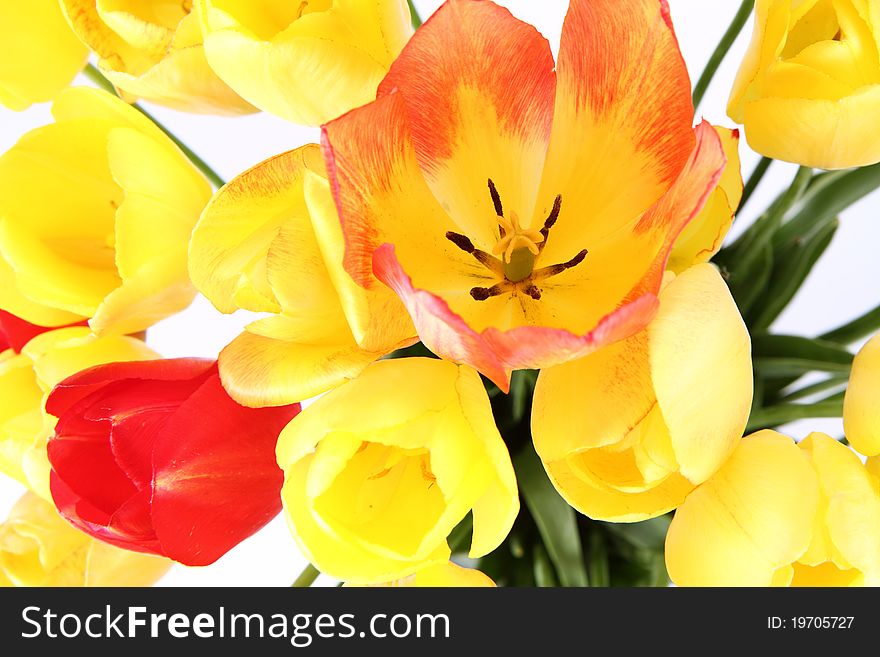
753;358;851;378
509;370;538;423
726;242;774;316
587;530;610;588
746;399;844;432
513;445;589;587
749;219;839;330
603;516;671;552
777;375;848;403
752;334;853;365
532;543;558;587
821;303;880;346
773;162;880;250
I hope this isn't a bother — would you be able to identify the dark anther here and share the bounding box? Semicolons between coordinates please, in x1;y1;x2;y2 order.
535;248;589;279
539;194;563;246
446;231;475;253
525;284;542;300
564;249;588;269
470;283;505;301
488;179;504;218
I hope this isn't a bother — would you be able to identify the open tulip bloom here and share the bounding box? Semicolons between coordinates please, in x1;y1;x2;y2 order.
0;0;879;590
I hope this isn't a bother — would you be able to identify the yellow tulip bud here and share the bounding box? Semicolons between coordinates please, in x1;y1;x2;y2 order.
666;431;880;586
531;264;752;522
345;561;496;587
667;127;743;274
189;144;415;407
197;0;414;125
0;327;157;499
59;0;253;114
0;87;212;334
0;0;88;110
729;0;880;169
276;358;518;584
843;331;880;457
0;492;170;587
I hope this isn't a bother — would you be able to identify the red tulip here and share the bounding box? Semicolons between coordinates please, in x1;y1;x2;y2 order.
46;358;300;566
0;310;86;353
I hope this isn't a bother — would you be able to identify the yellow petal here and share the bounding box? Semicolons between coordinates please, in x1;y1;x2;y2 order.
0;0;88;110
0;352;44;490
800;433;880;584
276;358;517;584
0;492;170;587
198;0;412;125
347;561;496;587
666;430;819;587
668;127;743;273
648;264;753;483
843;331;880;457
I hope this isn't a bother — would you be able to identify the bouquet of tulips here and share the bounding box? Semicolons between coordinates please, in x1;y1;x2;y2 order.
0;0;878;589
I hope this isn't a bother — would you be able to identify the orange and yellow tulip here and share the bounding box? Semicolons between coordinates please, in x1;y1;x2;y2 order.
323;0;726;391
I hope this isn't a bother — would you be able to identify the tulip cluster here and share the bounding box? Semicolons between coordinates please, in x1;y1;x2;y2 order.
1;0;879;589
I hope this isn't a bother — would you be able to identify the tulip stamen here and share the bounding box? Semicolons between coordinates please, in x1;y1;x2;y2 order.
297;2;310;19
533;249;589;280
470;282;511;301
539;195;563;248
446;231;506;277
488;178;504;220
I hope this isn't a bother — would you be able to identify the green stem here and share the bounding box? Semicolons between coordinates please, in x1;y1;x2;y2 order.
83;63;226;189
291;563;320;588
692;0;755;110
821;303;880;345
746;399;844;433
738;156;773;213
407;0;423;29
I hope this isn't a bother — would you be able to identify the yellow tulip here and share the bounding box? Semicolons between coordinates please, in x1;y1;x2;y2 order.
59;0;253;114
667;127;743;274
531;264;752;522
729;0;880;169
0;492;170;587
276;358;518;584
0;326;157;499
346;561;496;587
189;144;415;407
0;0;88;110
0;87;212;335
197;0;413;125
843;331;880;456
666;431;880;587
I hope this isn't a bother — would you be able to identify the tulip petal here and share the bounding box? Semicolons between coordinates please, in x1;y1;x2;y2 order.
668;127;743;273
219;316;381;407
648;264;752;483
741;86;880;169
151;370;299;566
0;0;88;110
800;433;880;584
536;0;695;263
198;0;410;125
843;332;880;457
189;145;325;314
378;0;556;246
665;430;819;587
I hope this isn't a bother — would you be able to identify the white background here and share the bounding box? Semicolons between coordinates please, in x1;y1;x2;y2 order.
0;0;875;586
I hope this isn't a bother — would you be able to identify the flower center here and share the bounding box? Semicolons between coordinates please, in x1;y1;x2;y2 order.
445;179;587;300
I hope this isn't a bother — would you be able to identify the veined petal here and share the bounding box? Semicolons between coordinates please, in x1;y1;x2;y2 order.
375;243;659;390
843;331;880;457
668;127;743;273
536;0;695;262
666;430;819;587
219;316;381;407
0;0;88;110
189;145;325;315
378;0;556;245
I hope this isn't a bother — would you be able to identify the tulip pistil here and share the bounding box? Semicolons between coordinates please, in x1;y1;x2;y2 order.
444;181;588;301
